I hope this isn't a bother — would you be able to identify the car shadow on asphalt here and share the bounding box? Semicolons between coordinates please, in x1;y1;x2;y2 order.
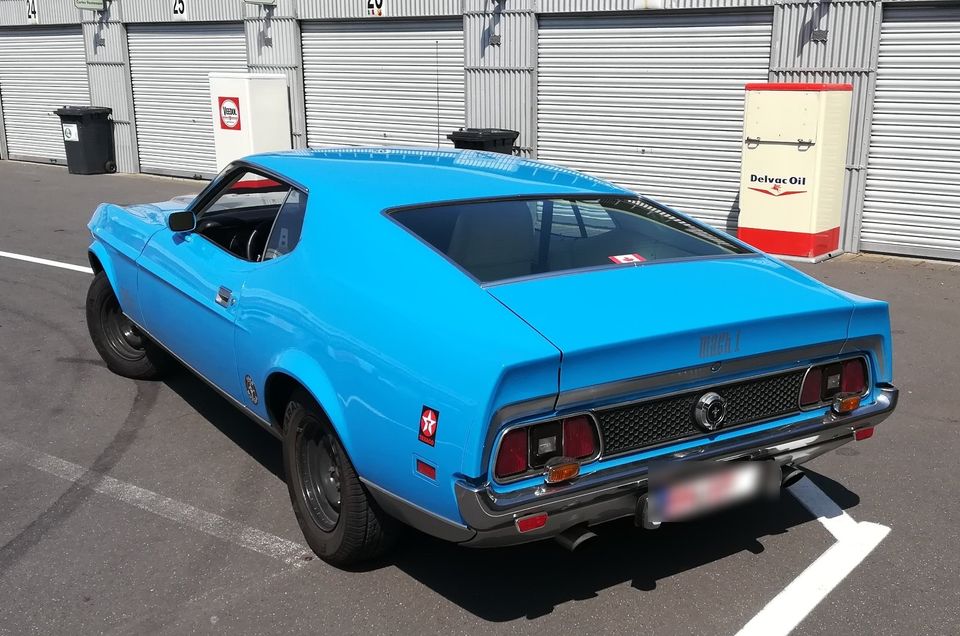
386;470;860;622
157;365;863;622
161;368;285;482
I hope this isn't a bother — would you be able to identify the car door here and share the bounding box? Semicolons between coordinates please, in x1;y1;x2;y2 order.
137;168;293;402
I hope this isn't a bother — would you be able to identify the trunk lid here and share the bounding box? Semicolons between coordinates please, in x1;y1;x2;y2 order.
486;256;855;394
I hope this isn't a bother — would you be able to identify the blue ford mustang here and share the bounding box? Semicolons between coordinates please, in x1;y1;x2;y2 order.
85;148;898;565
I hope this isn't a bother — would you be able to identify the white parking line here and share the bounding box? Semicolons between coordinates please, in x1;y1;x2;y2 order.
735;476;891;636
0;250;93;274
0;435;311;568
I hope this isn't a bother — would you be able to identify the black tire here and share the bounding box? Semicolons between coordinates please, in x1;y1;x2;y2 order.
104;160;117;174
85;270;169;380
282;390;397;566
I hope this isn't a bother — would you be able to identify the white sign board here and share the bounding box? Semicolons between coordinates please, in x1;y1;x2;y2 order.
75;0;106;11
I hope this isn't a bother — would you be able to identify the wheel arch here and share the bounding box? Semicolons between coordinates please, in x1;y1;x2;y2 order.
88;243;120;294
263;354;353;455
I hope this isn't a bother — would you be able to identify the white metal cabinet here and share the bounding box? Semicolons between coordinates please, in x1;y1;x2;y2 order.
537;12;773;231
301;20;465;148
862;6;960;260
127;23;247;178
0;27;89;164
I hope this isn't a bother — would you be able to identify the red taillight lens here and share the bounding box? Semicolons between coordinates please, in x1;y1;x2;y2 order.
563;415;597;459
495;429;528;479
800;367;823;406
841;358;867;394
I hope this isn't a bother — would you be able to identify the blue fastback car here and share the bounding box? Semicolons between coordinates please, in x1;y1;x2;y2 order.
85;148;897;565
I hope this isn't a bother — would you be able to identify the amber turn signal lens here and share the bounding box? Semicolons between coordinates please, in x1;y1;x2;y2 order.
832;394;861;414
545;460;580;484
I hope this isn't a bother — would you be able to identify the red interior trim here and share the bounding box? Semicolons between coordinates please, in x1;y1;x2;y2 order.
229;177;285;191
745;83;853;92
738;226;840;258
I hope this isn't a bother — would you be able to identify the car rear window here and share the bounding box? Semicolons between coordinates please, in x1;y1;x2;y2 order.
389;197;750;283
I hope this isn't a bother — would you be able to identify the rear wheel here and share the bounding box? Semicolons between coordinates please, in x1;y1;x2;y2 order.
282;390;397;566
86;271;169;380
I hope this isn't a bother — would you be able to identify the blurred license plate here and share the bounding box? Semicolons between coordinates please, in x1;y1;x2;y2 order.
651;462;770;523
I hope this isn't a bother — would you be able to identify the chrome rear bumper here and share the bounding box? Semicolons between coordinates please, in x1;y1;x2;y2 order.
454;384;898;547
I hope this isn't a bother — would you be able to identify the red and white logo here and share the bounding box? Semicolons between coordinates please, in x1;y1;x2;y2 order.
218;96;241;130
608;253;647;265
418;406;438;446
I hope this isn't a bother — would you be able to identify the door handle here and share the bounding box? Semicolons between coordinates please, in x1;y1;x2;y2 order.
215;286;233;308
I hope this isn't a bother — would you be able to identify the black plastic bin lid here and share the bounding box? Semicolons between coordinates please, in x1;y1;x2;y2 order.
55;106;112;118
447;127;519;142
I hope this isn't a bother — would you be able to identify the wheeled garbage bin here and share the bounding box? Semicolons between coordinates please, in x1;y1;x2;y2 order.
54;106;116;175
447;128;519;154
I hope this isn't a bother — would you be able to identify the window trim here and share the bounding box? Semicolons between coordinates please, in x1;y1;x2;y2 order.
383;193;760;287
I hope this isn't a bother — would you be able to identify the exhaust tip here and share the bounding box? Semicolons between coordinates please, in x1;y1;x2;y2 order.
781;465;805;489
555;525;598;552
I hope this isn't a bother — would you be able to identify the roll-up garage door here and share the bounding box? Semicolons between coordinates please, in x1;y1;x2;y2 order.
127;23;246;178
0;27;88;163
861;7;960;261
302;20;465;148
537;12;772;231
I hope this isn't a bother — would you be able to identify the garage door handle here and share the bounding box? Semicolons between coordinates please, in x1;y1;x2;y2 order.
215;287;233;307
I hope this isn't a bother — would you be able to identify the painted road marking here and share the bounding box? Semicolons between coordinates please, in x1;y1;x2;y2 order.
0;250;93;274
0;435;311;568
735;476;891;636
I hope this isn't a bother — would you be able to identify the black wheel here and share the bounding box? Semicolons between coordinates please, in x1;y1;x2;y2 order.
104;160;117;174
86;270;169;380
282;390;397;566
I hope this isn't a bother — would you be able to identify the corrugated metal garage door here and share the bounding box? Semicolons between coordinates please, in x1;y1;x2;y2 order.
537;12;772;231
861;6;960;261
0;27;89;164
127;23;246;178
301;20;464;148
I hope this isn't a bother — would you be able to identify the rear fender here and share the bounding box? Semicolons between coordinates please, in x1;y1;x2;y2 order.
266;350;352;455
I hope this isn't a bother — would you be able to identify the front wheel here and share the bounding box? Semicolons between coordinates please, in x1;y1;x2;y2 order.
282;391;397;566
86;270;169;380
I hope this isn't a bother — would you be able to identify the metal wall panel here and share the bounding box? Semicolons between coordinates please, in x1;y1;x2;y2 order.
464;3;536;154
246;16;306;147
83;5;140;173
301;19;465;148
0;26;89;163
770;0;882;253
861;5;960;260
537;11;773;231
298;0;461;20
0;0;81;26
121;0;242;24
127;23;247;178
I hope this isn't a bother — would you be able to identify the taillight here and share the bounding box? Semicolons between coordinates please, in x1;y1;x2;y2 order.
841;358;867;394
800;357;869;408
494;415;600;481
495;429;527;479
563;415;598;459
800;367;822;406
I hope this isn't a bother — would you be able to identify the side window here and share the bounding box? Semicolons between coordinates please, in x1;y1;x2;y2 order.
199;171;290;220
263;190;307;261
193;169;294;262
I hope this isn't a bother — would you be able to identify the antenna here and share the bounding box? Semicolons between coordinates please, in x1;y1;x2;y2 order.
435;40;441;149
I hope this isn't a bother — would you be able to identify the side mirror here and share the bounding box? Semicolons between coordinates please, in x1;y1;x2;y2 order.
168;210;196;233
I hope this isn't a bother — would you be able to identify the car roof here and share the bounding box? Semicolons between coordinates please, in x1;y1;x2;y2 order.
245;147;634;210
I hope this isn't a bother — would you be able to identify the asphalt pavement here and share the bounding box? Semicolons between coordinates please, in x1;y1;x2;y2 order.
0;160;957;635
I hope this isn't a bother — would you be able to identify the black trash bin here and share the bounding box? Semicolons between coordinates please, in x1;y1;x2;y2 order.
54;106;116;175
447;128;519;155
